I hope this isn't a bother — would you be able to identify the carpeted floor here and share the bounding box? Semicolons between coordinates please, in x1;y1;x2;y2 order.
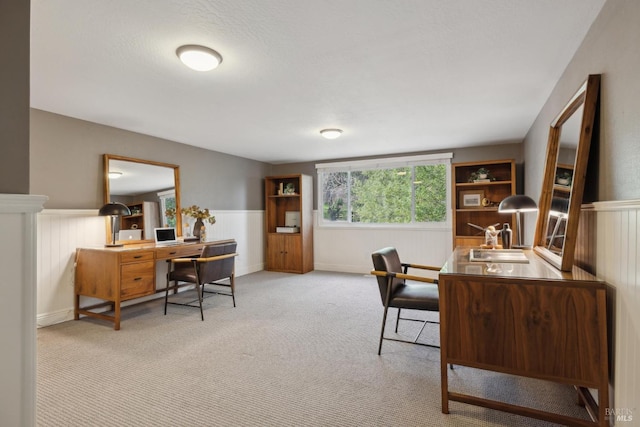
37;270;591;426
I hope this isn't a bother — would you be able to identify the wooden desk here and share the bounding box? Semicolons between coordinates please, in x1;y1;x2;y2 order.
439;248;608;427
75;239;235;330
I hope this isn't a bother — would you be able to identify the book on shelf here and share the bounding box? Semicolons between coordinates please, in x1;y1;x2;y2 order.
276;226;299;233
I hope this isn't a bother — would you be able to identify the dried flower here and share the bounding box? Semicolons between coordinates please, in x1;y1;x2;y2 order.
165;205;216;224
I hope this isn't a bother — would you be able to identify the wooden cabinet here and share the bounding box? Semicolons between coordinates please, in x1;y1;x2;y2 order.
439;248;609;426
267;234;302;272
452;159;516;248
264;174;313;273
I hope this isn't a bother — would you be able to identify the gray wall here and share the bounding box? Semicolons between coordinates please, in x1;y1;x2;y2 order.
0;0;30;194
524;0;640;205
30;109;272;210
272;142;524;209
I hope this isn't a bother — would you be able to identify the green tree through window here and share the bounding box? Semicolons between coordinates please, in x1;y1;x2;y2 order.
319;161;448;225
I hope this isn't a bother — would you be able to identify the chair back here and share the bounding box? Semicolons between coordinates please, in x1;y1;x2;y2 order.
371;247;404;305
198;242;237;284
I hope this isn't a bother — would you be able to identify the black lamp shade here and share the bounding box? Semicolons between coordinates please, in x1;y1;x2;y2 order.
99;202;131;217
498;195;538;213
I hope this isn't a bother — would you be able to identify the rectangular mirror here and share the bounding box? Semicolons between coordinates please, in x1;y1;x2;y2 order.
533;75;600;271
104;154;182;244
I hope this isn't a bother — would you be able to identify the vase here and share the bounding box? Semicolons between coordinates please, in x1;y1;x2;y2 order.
192;219;205;239
501;223;512;249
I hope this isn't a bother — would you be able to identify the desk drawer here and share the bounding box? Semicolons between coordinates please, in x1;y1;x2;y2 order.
120;261;155;299
156;246;202;260
120;251;154;264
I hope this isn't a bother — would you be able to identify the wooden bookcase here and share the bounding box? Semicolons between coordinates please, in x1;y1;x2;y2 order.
452;159;516;248
120;201;159;240
264;174;313;273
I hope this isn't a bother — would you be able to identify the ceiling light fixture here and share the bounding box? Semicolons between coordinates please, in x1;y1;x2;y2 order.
320;129;343;140
176;45;223;71
108;171;123;179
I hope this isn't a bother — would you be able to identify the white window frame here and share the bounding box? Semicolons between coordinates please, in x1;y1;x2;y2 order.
316;153;453;229
157;189;176;227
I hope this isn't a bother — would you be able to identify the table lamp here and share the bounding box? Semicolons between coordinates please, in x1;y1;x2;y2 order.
99;202;131;247
498;195;538;248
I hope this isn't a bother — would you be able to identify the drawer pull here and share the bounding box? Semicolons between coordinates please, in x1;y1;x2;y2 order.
133;255;143;259
134;277;142;281
169;251;177;255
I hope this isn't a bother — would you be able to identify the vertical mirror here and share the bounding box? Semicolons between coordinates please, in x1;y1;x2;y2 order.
104;154;182;244
534;75;600;271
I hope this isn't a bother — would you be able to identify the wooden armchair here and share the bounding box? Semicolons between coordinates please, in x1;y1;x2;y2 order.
165;242;238;320
371;247;441;355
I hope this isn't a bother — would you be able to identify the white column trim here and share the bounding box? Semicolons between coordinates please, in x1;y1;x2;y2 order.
0;193;47;427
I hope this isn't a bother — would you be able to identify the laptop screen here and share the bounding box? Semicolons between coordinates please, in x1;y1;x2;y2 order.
154;227;178;245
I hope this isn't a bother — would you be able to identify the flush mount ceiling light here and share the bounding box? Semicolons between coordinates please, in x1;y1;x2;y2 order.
320;129;343;140
176;45;223;71
108;171;123;179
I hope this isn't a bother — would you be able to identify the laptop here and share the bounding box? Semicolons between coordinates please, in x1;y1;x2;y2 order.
118;229;142;241
154;227;179;246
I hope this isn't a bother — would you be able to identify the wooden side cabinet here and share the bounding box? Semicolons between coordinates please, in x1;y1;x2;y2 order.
452;159;516;248
265;174;313;273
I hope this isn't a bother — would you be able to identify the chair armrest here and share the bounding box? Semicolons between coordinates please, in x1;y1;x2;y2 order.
396;272;438;284
401;262;441;272
371;270;438;284
196;253;238;263
169;258;198;264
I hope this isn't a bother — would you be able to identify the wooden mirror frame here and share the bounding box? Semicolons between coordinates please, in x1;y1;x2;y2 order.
103;154;182;243
534;74;600;271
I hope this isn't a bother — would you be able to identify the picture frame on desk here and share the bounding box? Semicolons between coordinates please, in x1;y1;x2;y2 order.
459;190;484;209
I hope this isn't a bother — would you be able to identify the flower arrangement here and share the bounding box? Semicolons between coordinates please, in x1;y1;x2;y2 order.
165;205;216;224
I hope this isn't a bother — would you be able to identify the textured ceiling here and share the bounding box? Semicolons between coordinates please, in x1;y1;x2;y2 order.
30;0;606;165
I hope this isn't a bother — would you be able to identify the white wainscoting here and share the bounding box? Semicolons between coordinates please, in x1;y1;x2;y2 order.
313;212;453;274
36;209;264;328
583;200;640;419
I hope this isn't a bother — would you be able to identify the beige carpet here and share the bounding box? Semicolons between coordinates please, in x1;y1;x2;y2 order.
37;271;591;426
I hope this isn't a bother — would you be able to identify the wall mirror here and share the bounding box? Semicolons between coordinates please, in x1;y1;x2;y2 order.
534;74;600;271
104;154;182;244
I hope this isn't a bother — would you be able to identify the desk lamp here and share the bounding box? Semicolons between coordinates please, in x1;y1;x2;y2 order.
99;202;131;247
498;195;538;249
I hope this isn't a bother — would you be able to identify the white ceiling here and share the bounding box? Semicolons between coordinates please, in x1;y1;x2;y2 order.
30;0;606;165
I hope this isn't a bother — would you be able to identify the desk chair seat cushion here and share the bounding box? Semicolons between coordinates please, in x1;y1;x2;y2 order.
389;283;439;311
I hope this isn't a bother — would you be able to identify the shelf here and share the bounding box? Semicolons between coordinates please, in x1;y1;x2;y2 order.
456;181;512;187
553;185;571;193
452;159;516;249
267;194;300;198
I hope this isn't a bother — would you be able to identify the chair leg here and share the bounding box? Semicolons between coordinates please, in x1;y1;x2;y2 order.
230;274;236;307
193;266;205;321
196;282;204;321
378;305;390;355
164;275;170;315
395;308;401;333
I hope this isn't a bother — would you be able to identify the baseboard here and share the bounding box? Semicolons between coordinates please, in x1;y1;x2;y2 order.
314;263;370;275
37;308;75;328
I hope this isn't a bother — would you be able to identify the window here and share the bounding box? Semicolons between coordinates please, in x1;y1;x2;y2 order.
317;153;452;227
157;189;176;227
